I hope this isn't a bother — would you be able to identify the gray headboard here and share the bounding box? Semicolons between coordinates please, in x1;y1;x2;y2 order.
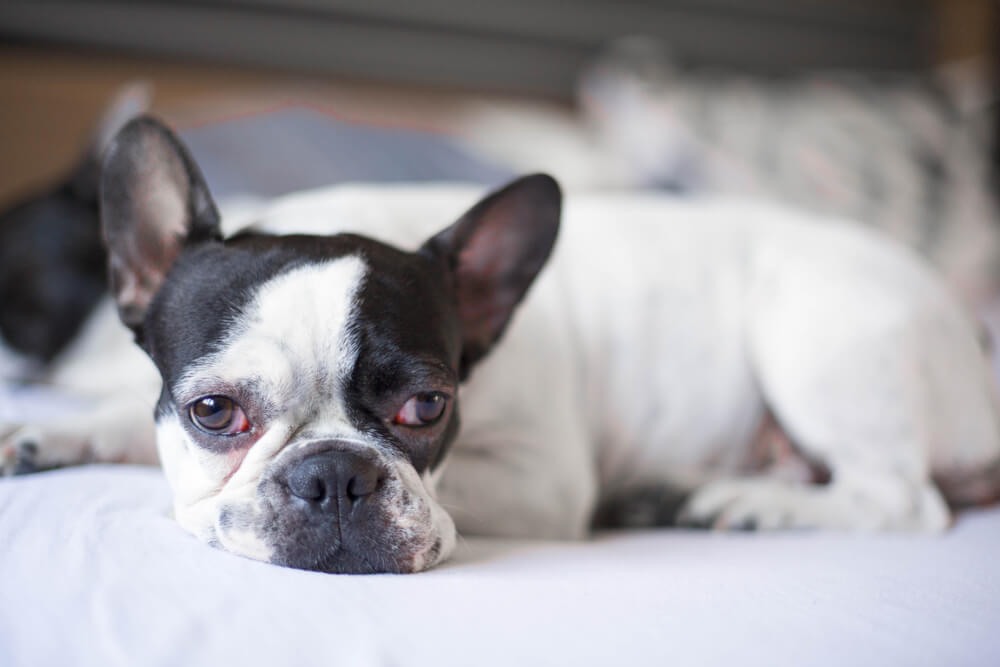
0;0;934;97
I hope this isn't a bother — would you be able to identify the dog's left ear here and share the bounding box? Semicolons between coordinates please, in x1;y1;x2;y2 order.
101;115;221;331
422;174;561;376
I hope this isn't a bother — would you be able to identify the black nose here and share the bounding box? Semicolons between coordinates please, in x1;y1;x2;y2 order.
285;451;383;512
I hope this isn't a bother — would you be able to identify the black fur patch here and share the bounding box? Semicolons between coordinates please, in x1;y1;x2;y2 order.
341;236;463;473
0;180;106;363
591;485;692;529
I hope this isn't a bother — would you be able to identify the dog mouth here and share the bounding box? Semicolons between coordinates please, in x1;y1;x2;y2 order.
209;506;432;574
298;544;396;575
207;483;445;574
188;440;452;574
302;533;442;574
265;528;440;574
272;511;446;574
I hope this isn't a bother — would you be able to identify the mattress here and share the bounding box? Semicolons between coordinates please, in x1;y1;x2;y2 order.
1;466;998;667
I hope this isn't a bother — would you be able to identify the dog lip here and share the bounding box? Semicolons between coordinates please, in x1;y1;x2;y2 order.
293;542;404;574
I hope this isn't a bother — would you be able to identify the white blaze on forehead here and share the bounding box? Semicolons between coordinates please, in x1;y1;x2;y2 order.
177;255;367;416
164;255;368;549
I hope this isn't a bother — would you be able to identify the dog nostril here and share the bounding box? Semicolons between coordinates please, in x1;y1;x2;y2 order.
287;462;328;502
304;478;326;502
346;469;380;501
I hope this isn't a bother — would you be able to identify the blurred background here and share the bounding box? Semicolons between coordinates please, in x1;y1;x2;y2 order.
0;0;998;326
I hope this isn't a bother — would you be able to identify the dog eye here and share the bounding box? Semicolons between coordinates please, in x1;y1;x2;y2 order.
393;392;449;426
188;396;250;435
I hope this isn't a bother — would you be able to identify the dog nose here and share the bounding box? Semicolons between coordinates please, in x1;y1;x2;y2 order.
285;451;382;511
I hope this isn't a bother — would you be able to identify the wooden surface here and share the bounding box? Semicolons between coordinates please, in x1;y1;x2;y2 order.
0;44;532;208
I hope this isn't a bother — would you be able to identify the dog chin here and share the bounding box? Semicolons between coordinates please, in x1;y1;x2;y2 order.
207;519;455;574
271;533;453;574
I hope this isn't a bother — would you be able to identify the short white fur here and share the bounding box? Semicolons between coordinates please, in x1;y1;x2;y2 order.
6;182;1000;573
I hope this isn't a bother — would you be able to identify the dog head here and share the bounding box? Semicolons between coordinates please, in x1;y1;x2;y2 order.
100;116;560;573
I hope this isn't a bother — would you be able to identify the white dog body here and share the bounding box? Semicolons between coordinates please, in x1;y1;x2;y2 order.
19;183;995;540
5;179;1000;572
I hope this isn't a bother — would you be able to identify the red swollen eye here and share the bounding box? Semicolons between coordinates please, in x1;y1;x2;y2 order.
394;392;449;426
189;396;251;435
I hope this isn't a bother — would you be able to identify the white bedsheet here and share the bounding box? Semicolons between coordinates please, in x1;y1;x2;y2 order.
1;465;998;667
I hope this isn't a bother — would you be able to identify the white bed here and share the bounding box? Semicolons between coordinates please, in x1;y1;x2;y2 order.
1;464;998;666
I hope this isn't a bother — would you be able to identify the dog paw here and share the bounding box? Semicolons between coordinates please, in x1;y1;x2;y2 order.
676;479;819;531
0;427;45;476
677;476;954;533
0;425;82;476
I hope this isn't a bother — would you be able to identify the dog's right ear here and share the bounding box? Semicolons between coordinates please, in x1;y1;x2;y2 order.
421;174;561;378
101;115;221;331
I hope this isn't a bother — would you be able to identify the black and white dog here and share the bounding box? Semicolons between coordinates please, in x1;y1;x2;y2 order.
3;116;1000;573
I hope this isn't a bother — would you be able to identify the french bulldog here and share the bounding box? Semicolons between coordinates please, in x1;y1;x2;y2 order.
3;116;1000;573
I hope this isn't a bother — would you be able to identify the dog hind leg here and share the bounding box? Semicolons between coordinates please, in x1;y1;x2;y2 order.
676;272;985;532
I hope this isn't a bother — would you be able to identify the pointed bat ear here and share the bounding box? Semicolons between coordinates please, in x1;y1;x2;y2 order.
100;115;221;332
422;174;561;377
